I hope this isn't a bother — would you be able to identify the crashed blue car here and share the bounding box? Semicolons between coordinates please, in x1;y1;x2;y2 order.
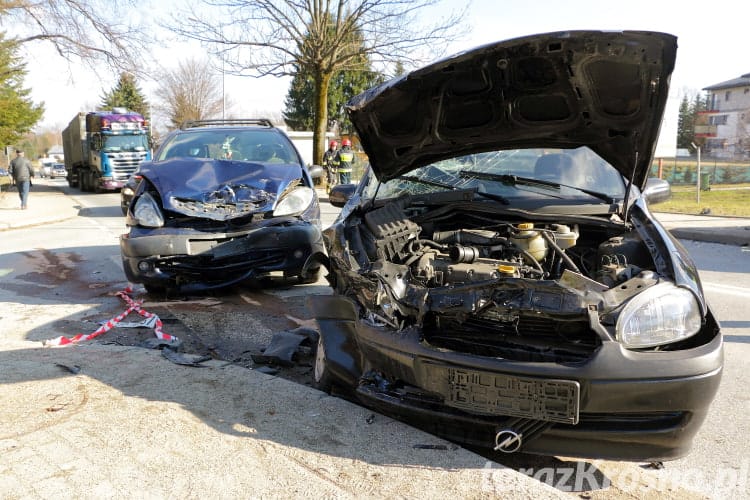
120;119;325;294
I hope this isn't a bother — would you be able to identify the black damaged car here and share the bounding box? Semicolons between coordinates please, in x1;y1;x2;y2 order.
120;119;326;294
311;31;723;461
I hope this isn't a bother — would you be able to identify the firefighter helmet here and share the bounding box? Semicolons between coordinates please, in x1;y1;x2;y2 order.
342;138;351;147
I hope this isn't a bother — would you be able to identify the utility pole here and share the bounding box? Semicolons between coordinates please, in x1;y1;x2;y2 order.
692;142;702;204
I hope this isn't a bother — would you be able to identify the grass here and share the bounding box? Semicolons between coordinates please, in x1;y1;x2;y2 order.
655;183;750;217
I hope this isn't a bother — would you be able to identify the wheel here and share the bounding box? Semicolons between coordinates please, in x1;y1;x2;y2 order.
298;266;322;285
81;170;90;191
144;283;166;295
312;334;334;393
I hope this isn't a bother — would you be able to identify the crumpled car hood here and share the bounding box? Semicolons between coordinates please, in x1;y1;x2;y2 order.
347;30;677;189
138;158;302;220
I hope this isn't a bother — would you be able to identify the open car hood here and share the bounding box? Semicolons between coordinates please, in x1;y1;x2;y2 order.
139;158;301;220
347;30;677;189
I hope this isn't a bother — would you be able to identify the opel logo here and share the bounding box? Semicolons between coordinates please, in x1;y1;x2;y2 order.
494;429;522;453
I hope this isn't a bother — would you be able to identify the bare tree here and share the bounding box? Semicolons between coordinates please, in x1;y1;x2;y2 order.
153;58;226;131
166;0;466;164
1;0;151;72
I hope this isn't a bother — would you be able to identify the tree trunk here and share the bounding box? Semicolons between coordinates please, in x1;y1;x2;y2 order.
313;71;332;166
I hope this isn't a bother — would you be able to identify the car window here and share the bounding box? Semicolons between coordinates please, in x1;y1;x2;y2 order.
156;129;298;164
367;146;626;202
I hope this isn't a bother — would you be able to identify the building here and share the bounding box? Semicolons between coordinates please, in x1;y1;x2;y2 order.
696;73;750;159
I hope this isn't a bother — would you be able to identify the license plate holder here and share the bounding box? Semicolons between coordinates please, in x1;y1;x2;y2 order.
421;363;580;424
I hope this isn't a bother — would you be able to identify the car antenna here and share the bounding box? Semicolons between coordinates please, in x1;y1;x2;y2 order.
622;149;638;222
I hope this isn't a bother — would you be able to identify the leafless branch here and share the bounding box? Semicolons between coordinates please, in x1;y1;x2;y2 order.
0;0;153;74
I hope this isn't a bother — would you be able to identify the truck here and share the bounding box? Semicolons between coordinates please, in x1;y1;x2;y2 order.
61;108;151;192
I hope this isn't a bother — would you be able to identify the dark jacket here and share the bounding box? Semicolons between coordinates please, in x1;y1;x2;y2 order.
334;146;355;172
10;156;34;182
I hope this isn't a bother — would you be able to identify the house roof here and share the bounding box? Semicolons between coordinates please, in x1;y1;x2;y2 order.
703;73;750;91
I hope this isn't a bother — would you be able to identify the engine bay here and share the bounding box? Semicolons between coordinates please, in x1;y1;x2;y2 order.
325;197;670;361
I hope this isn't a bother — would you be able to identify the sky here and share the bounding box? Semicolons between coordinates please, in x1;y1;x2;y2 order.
21;0;748;150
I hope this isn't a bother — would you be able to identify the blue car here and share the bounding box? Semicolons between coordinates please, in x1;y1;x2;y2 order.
120;119;325;294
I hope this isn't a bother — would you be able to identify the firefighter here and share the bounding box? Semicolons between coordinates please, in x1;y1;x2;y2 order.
334;138;355;184
323;140;338;193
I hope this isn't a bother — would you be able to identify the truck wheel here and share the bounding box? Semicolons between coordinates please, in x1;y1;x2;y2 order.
80;171;89;191
92;173;102;193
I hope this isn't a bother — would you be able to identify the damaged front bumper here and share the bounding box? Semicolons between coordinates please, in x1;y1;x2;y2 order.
121;221;325;292
312;295;723;461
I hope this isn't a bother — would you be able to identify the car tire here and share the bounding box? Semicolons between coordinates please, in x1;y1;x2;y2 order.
298;266;322;285
312;334;334;393
143;283;166;295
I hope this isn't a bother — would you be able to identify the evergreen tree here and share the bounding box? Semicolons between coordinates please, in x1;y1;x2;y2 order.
100;73;150;118
676;91;709;151
283;20;384;135
0;35;44;147
677;95;692;149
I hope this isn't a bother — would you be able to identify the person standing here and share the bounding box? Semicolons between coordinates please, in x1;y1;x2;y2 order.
9;149;34;209
334;138;355;184
322;140;338;193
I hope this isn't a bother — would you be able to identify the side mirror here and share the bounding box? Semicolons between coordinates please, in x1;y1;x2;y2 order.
643;177;671;205
308;164;324;179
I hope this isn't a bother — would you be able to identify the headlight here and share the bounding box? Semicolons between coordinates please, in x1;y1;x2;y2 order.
122;186;135;196
273;186;314;217
616;282;702;348
133;192;164;228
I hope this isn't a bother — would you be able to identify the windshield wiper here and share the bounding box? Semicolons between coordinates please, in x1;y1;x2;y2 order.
396;174;509;204
397;175;457;190
459;171;616;204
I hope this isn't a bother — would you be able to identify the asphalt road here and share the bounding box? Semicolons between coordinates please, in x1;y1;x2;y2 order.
0;184;748;498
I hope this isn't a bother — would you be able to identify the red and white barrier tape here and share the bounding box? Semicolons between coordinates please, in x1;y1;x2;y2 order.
43;285;178;347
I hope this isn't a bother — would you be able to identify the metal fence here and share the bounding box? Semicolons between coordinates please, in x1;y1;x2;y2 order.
651;158;750;185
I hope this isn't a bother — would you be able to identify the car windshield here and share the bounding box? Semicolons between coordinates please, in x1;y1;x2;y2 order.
156;129;298;164
366;147;626;203
102;134;149;152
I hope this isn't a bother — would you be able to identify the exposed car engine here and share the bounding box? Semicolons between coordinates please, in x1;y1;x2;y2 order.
330;197;665;361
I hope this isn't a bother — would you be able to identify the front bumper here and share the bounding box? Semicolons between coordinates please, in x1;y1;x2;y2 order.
312;295;723;461
121;221;325;292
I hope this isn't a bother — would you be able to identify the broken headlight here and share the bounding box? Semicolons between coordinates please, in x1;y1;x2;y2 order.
616;282;702;348
133;192;165;228
273;186;314;217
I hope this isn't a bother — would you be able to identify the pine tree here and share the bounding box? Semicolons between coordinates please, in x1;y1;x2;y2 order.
283;16;385;136
100;73;150;118
0;35;44;147
677;95;692;149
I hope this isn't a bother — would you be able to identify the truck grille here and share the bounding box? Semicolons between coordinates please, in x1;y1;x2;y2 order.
110;153;147;181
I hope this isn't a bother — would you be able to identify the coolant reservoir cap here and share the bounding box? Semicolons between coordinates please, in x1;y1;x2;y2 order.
517;222;534;230
498;264;516;274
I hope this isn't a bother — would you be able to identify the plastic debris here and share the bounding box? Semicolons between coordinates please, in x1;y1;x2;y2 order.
161;348;211;367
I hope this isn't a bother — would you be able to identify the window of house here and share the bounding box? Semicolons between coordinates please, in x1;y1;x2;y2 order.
709;115;728;125
725;91;731;101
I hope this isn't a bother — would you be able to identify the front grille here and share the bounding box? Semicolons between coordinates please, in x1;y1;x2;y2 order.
110;153;147;180
424;313;601;362
156;249;285;284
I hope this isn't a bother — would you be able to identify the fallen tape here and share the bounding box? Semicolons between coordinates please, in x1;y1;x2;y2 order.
43;285;179;347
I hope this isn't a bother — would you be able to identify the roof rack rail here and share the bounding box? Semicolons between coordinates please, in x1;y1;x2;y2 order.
180;118;274;129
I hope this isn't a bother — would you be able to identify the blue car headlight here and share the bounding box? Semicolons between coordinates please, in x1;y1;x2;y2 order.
133;192;165;228
273;186;314;217
615;282;702;348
